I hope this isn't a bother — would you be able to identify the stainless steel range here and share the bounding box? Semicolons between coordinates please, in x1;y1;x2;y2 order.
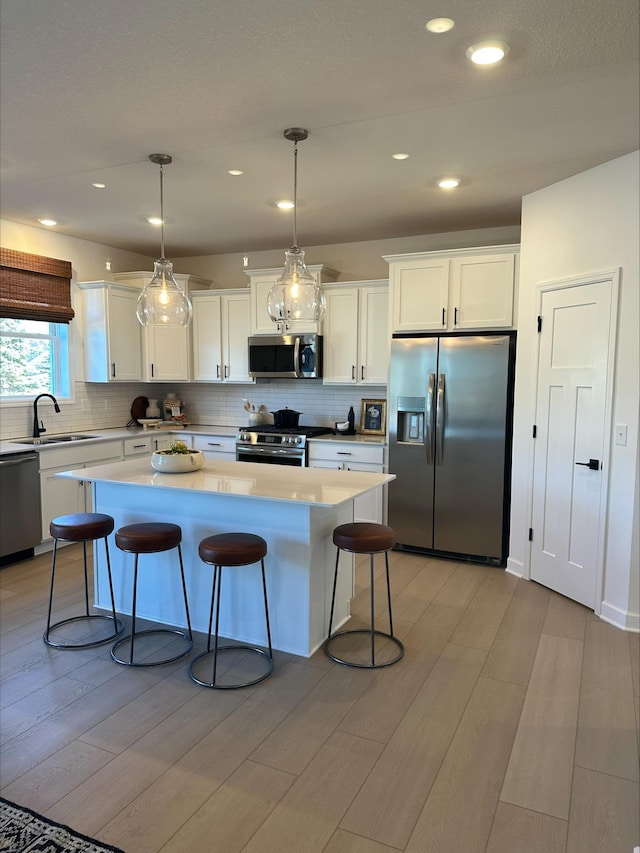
235;425;333;466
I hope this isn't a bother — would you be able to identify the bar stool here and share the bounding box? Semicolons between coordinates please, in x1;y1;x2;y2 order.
189;533;273;689
324;522;404;668
44;513;124;649
111;522;193;666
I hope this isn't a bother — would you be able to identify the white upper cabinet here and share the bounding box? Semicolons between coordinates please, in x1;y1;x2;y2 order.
385;245;519;333
79;282;142;382
144;324;190;382
322;280;389;385
112;271;212;382
192;290;253;383
246;264;339;335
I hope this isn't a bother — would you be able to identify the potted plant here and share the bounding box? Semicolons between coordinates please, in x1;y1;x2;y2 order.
151;440;204;473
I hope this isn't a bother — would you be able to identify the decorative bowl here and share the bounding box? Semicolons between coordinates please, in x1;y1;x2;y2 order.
151;450;204;473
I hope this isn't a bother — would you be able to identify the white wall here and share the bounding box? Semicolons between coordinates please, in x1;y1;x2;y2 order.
509;151;639;630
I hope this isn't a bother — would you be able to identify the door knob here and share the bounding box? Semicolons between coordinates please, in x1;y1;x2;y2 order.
575;458;600;470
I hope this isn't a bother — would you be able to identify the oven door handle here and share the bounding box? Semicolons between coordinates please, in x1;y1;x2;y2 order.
237;447;304;458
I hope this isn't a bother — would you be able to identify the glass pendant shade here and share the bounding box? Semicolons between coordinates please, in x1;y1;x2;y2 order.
136;258;192;327
268;128;322;331
267;247;325;325
137;152;192;327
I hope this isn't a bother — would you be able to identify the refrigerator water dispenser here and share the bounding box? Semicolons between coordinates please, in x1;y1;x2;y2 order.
396;397;425;444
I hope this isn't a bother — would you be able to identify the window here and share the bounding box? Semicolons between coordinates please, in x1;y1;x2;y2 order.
0;248;74;402
0;318;70;400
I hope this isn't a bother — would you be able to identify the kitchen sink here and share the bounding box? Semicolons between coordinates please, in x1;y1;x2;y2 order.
16;434;98;446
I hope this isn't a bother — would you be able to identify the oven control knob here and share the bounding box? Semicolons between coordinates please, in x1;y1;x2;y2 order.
291;436;301;444
238;432;248;442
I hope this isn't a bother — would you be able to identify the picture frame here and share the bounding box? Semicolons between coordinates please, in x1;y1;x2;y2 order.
360;398;386;435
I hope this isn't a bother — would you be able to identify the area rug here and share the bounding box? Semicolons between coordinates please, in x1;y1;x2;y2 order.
0;797;126;853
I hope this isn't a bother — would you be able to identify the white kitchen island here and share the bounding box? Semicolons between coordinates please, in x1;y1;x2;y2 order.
57;458;394;657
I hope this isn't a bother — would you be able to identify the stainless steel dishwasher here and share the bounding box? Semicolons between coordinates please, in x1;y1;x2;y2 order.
0;451;42;566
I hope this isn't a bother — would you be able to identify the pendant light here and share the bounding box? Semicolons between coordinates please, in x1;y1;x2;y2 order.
136;153;192;327
267;128;325;332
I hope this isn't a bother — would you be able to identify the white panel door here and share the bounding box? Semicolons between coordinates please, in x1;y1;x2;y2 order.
531;277;616;608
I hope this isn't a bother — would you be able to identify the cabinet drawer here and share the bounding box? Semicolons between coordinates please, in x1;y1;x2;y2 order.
308;441;384;465
38;440;122;470
123;435;153;456
192;434;236;454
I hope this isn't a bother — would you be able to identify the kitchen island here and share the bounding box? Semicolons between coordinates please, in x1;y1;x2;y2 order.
57;458;394;657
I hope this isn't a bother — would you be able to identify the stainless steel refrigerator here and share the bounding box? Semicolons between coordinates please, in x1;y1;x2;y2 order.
388;332;516;566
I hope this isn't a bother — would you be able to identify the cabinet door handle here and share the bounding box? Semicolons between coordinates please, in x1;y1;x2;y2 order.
151;363;155;378
216;364;220;378
337;451;352;456
224;365;229;378
454;307;458;325
132;443;146;449
361;365;365;380
442;308;446;326
111;362;116;378
207;442;222;447
351;365;355;380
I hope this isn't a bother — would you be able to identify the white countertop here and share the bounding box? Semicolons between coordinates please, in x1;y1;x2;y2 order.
0;424;385;456
57;456;394;508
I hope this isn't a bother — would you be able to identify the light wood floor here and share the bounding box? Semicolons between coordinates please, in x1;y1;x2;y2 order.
1;544;638;853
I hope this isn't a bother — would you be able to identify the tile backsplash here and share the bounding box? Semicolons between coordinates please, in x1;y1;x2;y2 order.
0;381;386;441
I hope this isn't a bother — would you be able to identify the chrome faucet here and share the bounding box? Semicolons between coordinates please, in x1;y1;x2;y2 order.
33;393;61;437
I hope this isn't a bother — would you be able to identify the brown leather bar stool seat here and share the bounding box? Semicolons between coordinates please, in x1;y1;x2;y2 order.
325;522;404;669
189;532;273;689
44;513;124;649
111;522;193;667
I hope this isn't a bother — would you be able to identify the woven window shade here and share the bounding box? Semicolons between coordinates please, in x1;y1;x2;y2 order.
0;247;74;323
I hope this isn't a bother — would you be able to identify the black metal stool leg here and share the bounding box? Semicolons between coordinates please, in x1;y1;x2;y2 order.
44;539;59;643
384;551;394;637
177;543;193;640
129;555;139;665
260;558;273;658
369;552;376;666
212;564;223;686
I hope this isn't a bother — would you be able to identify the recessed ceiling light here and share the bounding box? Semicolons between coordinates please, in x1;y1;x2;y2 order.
228;169;243;176
437;177;461;189
38;218;57;226
92;182;106;188
276;200;295;210
426;17;455;33
392;153;410;160
147;216;163;226
466;40;509;65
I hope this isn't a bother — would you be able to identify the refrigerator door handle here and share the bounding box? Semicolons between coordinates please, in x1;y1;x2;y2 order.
425;372;436;464
436;373;445;465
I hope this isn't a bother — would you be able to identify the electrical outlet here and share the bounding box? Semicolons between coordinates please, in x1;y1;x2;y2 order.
104;399;111;411
81;400;91;413
615;424;628;446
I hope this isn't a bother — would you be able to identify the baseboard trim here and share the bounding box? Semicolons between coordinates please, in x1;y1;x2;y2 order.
599;600;639;633
506;557;525;579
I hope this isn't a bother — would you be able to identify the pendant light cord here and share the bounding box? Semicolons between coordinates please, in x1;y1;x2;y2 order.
159;162;166;260
292;140;298;250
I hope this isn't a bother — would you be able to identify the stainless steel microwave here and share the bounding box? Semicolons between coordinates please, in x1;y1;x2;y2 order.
248;334;323;379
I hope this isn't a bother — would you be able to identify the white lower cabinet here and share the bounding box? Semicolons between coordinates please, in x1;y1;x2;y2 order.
151;434;174;452
192;434;236;460
308;441;386;524
38;441;122;540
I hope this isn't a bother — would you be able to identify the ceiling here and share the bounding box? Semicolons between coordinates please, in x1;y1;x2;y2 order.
1;0;638;258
